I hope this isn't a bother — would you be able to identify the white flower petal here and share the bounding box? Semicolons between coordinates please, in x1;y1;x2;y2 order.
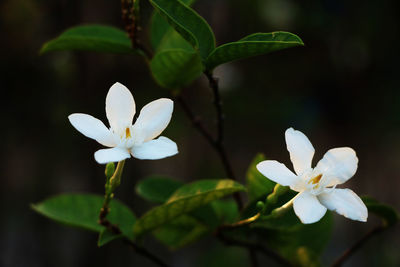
315;147;358;186
106;82;135;134
68;113;115;147
285;127;315;176
131;136;178;160
256;160;300;188
94;147;131;164
133;98;173;143
318;188;367;222
293;191;327;224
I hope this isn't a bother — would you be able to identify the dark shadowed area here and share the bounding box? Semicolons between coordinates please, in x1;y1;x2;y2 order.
1;0;399;266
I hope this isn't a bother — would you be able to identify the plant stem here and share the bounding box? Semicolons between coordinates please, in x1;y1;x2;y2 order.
331;225;385;267
98;161;171;267
121;0;153;59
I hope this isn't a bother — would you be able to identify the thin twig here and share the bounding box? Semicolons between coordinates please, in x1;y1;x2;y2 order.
121;0;153;59
99;219;171;267
204;70;243;210
331;225;385;267
216;232;292;266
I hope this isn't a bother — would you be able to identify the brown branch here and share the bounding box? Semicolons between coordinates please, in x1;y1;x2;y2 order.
121;0;153;59
331;225;385;267
216;231;292;266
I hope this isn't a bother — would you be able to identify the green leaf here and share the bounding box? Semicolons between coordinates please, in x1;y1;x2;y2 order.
40;25;134;55
32;194;136;244
150;0;196;50
98;229;122;247
245;153;276;202
205;31;304;70
150;49;203;89
136;176;184;203
153;215;209;249
149;0;215;59
252;210;333;266
133;179;246;235
211;199;239;224
362;196;399;227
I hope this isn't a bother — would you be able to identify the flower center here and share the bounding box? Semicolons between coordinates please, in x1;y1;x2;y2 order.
308;174;322;189
125;127;132;139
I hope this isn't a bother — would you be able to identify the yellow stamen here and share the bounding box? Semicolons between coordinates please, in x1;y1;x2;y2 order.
309;174;322;185
125;127;131;138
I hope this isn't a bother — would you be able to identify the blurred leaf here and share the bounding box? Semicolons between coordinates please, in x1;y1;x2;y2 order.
205;31;304;70
98;229;122;247
246;153;276;202
362;196;399;227
149;0;215;59
136;176;184;203
211;199;239;224
153;215;209;249
32;194;136;243
156;31;195;53
40;25;135;54
150;0;196;50
133;179;246;235
252;210;333;266
150;49;203;89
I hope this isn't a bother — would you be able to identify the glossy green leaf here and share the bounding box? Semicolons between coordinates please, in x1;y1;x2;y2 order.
136;176;184;203
362;196;399;227
246;153;276;202
153;215;209;249
149;0;215;59
133;179;246;235
150;0;196;50
32;194;136;243
205;31;304;70
40;25;134;55
150;49;203;89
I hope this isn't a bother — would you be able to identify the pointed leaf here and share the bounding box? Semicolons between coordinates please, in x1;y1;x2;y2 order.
133;179;245;235
40;25;134;54
32;194;136;243
136;176;184;203
362;196;399;227
150;49;203;89
246;153;276;202
98;229;122;247
205;31;304;70
150;0;197;50
149;0;215;59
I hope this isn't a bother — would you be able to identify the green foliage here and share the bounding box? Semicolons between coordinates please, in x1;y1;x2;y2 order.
98;229;122;247
245;153;276;202
150;0;196;50
136;176;184;203
204;32;304;70
133;179;245;235
153;214;209;249
31;194;136;244
150;49;203;89
149;0;215;59
253;210;333;266
40;25;134;54
362;196;399;227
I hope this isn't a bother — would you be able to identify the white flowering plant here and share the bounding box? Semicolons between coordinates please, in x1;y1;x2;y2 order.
32;0;399;266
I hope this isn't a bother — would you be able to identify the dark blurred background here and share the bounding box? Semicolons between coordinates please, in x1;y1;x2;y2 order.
1;0;399;266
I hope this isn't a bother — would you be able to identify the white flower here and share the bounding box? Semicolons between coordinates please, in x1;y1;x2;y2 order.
68;82;178;164
256;128;368;224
